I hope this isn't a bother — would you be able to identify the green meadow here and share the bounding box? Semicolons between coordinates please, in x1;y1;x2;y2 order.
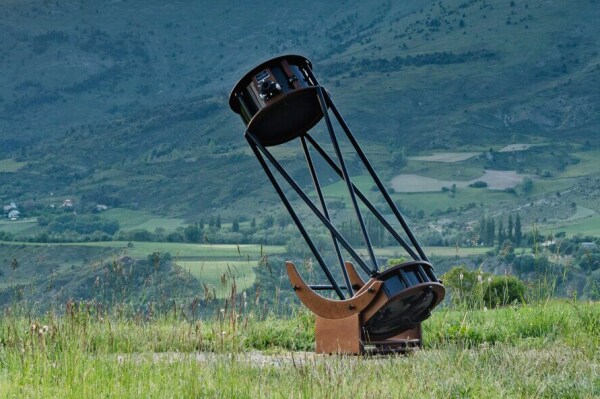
0;299;597;398
0;158;27;173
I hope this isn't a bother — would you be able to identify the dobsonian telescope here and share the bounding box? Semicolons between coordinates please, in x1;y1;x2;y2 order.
229;55;445;354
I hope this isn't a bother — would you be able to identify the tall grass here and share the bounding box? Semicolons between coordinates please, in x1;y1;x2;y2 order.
0;299;598;398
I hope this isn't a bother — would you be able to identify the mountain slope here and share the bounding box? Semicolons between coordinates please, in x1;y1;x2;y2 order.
0;0;599;219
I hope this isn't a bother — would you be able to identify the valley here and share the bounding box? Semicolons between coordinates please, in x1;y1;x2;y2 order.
0;0;599;307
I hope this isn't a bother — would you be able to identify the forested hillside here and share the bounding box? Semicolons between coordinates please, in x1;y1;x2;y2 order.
1;0;598;218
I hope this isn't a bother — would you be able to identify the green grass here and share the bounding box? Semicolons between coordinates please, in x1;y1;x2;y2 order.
530;177;578;196
0;158;27;172
21;241;285;260
558;150;600;178
134;218;186;232
547;214;600;237
0;300;597;397
0;241;285;300
0;218;40;234
320;175;376;199
100;208;185;232
177;260;256;297
362;246;501;258
395;188;517;217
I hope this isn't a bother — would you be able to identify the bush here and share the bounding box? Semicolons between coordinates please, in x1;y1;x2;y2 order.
469;181;488;188
442;266;527;308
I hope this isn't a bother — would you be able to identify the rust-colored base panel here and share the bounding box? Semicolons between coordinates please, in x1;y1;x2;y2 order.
315;315;422;355
315;315;362;354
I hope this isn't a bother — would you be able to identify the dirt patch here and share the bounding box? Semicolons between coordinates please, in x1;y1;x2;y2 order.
407;152;480;163
478;170;525;190
498;143;546;152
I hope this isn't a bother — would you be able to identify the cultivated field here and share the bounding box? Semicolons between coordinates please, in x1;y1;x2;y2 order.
407;152;480;162
0;158;27;173
60;241;286;261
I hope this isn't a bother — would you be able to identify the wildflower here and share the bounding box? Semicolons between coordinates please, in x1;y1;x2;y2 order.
487;277;492;283
477;274;483;283
459;273;464;281
117;355;124;364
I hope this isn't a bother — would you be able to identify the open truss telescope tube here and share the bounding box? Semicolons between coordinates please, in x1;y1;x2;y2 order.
228;54;446;354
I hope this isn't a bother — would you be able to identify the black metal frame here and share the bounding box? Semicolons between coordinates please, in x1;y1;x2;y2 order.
245;86;427;300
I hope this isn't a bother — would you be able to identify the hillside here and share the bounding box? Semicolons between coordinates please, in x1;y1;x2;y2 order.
0;0;598;222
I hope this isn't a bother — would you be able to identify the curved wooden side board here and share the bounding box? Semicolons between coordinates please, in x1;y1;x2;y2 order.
285;261;382;320
343;261;366;291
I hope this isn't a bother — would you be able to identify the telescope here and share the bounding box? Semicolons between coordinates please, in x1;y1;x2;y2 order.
229;55;445;354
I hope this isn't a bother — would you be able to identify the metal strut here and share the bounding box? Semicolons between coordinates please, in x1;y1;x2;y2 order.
304;134;421;260
324;92;430;262
300;136;354;296
245;133;346;299
315;86;380;273
246;131;377;278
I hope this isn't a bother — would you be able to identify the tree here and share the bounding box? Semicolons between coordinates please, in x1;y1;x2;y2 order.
515;213;522;246
508;214;514;242
498;219;505;245
521;178;533;194
276;212;289;229
216;214;221;229
486;218;495;246
479;216;487;244
261;215;274;229
232;218;239;233
184;224;202;242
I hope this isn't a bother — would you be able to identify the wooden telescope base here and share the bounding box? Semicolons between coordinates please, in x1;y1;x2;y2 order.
315;315;422;355
286;260;445;355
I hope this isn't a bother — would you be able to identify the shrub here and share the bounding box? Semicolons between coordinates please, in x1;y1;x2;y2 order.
469;181;488;188
442;266;527;308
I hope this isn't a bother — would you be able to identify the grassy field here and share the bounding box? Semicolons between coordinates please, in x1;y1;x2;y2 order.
394;188;516;216
407;152;479;162
0;158;27;172
101;208;186;232
0;218;40;234
0;299;597;397
42;241;287;260
558;150;600;178
177;260;257;296
547;214;600;237
0;240;285;300
362;245;501;258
